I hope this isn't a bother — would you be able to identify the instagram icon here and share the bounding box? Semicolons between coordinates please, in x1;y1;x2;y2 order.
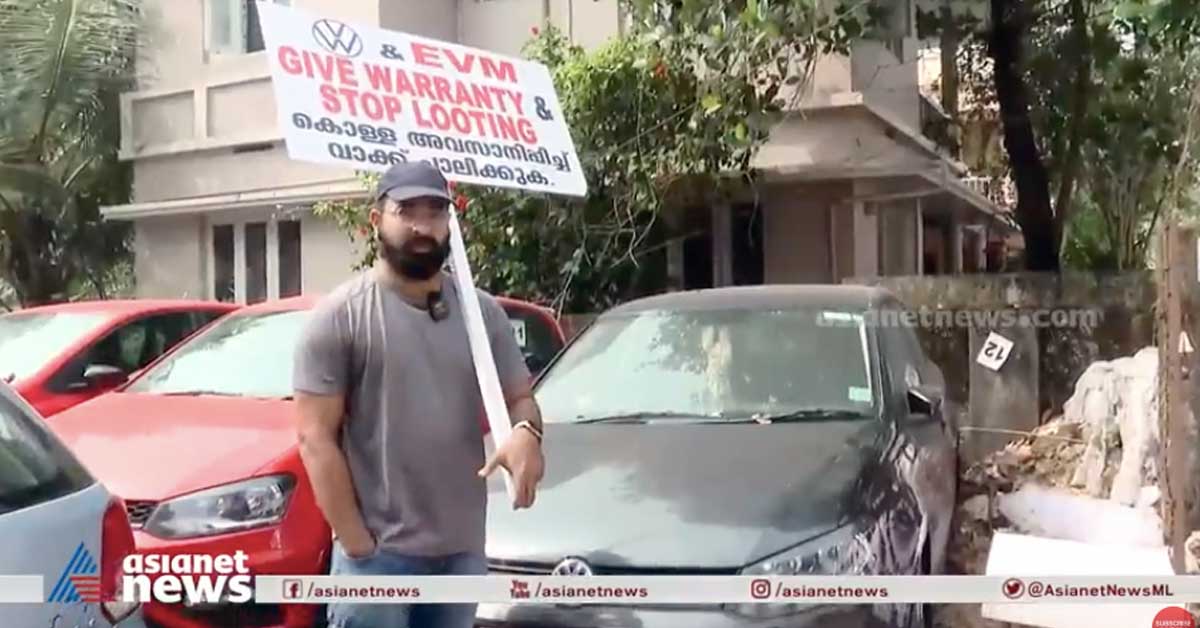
750;579;773;600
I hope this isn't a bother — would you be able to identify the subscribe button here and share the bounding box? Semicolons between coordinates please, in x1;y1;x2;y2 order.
1154;607;1195;628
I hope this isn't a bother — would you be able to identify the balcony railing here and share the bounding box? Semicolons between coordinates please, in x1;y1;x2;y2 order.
963;176;1016;209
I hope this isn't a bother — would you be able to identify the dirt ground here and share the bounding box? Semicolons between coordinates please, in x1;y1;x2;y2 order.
930;420;1092;628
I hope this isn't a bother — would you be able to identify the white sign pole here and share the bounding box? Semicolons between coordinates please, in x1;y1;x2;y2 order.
446;208;516;501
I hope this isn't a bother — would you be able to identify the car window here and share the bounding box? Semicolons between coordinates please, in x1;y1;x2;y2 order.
0;312;110;382
0;389;93;516
536;308;876;423
501;304;563;376
126;310;309;399
876;307;938;408
85;312;218;376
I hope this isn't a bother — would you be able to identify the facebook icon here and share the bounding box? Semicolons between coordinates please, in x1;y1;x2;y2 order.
283;580;303;600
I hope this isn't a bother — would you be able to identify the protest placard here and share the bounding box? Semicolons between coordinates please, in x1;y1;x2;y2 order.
259;5;584;502
258;2;587;197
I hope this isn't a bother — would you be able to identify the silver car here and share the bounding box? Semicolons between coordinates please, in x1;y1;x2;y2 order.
0;381;147;628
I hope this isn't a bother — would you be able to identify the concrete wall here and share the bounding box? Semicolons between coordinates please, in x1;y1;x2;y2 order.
133;215;207;299
381;0;457;41
852;40;921;131
301;214;362;294
752;107;933;176
878;201;919;276
762;183;852;283
844;272;1159;461
792;53;853;107
134;146;348;203
458;0;544;54
548;0;622;50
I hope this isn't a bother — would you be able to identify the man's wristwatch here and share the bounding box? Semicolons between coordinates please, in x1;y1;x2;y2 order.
513;420;543;444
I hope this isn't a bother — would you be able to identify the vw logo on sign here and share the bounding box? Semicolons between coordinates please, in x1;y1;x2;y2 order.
312;19;363;57
550;557;594;577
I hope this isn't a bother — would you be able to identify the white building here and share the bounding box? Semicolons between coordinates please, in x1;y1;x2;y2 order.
105;0;1009;304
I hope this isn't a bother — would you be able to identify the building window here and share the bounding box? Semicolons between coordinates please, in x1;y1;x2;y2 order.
278;220;302;298
245;222;268;304
206;0;289;56
212;225;235;303
210;217;304;304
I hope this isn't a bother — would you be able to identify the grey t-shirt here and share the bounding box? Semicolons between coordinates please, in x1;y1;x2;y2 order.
292;272;530;556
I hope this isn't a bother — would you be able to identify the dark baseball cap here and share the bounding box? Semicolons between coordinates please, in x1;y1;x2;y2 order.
374;161;452;204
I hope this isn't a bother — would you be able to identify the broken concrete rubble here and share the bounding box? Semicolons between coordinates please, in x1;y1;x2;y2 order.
934;346;1200;627
1065;346;1160;505
997;485;1164;547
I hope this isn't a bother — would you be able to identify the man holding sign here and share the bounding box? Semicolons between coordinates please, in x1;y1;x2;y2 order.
293;162;545;628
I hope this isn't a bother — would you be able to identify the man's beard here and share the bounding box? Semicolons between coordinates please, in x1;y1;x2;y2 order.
378;233;450;280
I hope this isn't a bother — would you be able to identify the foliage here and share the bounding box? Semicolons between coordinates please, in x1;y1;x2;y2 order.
0;0;140;306
319;9;855;313
916;0;1200;271
1065;48;1200;269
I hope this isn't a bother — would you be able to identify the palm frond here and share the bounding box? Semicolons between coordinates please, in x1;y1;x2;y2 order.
0;164;68;206
0;0;141;160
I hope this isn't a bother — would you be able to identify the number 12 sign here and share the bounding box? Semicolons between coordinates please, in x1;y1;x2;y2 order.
976;332;1014;371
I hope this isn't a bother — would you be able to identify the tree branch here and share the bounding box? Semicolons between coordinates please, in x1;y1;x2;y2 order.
1052;0;1091;241
989;0;1060;270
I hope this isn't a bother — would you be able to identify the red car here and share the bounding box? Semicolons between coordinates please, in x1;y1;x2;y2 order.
0;300;237;417
47;295;565;628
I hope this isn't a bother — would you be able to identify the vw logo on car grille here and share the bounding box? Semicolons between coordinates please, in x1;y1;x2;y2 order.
312;19;363;58
550;557;593;576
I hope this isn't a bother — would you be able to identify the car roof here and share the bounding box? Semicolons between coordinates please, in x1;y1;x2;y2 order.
603;285;897;315
7;299;236;317
234;294;555;316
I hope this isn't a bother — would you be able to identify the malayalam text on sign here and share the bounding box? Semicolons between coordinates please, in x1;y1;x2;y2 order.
258;4;587;197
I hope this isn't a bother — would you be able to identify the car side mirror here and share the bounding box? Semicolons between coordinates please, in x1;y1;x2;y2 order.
907;385;942;418
523;351;550;378
68;364;128;392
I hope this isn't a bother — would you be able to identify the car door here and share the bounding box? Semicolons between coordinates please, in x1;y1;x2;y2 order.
40;312;225;416
0;385;111;627
876;306;957;575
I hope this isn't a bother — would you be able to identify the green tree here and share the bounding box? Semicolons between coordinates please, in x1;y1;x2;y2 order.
0;0;140;307
917;0;1200;271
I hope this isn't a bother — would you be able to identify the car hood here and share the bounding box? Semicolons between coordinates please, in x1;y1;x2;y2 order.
485;419;889;571
48;393;296;501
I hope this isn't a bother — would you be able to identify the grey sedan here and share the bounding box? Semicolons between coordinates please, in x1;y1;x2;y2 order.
480;286;958;628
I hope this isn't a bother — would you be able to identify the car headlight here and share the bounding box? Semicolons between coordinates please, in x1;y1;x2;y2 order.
143;475;296;539
727;525;873;619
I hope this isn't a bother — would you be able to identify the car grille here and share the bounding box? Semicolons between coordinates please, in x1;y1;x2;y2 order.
487;559;737;576
125;500;158;528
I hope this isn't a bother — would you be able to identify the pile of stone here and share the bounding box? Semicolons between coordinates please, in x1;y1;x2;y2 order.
933;347;1188;627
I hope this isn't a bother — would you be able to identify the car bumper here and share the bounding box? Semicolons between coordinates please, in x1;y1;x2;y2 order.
117;608;150;628
474;602;885;628
134;526;329;628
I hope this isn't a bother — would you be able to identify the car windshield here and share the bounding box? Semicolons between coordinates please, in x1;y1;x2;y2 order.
126;309;310;398
0;312;111;382
536;307;876;424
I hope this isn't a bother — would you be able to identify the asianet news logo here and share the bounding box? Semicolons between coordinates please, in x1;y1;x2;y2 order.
121;551;253;604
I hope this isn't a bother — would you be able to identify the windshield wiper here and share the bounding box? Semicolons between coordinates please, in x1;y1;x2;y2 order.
720;408;870;424
575;411;717;424
159;390;241;397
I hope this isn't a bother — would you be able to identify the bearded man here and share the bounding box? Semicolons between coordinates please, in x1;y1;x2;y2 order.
291;161;546;628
